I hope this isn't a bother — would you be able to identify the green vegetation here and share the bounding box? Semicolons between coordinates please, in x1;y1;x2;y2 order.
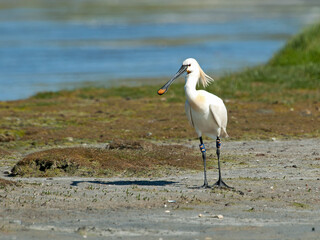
269;23;320;66
210;22;320;104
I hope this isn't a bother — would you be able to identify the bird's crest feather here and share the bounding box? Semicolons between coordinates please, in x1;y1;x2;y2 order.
199;66;214;88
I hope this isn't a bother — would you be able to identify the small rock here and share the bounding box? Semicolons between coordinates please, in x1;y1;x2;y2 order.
301;109;312;116
198;214;203;218
271;137;277;141
165;210;170;213
3;170;11;175
146;132;152;137
168;200;176;203
66;137;74;142
213;214;223;219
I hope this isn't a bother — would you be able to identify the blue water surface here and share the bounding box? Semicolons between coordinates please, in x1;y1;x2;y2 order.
0;0;319;100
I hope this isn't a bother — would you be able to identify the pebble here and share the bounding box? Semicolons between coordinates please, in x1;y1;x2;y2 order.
168;200;176;203
165;210;170;213
199;214;223;219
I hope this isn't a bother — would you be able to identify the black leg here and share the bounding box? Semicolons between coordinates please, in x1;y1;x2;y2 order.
213;137;233;189
199;137;210;188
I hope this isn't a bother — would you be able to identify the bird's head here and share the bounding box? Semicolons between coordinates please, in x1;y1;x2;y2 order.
157;58;213;95
182;58;198;75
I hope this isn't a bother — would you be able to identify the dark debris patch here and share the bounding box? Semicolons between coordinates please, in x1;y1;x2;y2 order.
107;139;148;150
0;178;16;188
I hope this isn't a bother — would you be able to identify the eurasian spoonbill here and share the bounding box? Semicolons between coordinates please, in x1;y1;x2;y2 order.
157;58;231;188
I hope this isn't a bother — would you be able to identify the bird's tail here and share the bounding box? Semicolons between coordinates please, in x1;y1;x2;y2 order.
220;128;229;138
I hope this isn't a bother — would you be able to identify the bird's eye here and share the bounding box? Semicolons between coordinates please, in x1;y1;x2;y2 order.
188;64;191;66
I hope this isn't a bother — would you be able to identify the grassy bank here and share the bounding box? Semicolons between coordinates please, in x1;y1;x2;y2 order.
214;22;320;104
1;22;319;178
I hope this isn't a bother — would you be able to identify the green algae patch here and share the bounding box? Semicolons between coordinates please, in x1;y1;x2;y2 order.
11;140;200;177
291;202;309;209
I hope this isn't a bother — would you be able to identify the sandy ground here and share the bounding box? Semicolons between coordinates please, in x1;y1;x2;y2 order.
1;138;320;239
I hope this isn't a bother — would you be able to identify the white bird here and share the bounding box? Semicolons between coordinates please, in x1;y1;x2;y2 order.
157;58;231;188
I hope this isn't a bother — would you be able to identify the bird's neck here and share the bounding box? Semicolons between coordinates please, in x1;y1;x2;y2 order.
184;74;199;102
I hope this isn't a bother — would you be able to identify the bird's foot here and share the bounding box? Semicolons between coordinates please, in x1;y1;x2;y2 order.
201;182;211;189
212;179;233;189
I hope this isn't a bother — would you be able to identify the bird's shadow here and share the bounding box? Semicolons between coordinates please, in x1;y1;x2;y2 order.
70;180;177;187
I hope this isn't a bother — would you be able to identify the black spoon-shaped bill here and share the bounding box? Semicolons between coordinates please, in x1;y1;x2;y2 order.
157;65;188;95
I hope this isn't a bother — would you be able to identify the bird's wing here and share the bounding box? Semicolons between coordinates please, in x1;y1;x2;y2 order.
209;104;222;127
209;103;229;137
185;100;194;128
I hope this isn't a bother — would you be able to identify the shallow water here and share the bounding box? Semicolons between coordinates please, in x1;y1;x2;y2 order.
0;0;320;100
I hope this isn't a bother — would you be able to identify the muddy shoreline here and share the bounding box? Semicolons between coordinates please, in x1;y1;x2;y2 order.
1;138;320;239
